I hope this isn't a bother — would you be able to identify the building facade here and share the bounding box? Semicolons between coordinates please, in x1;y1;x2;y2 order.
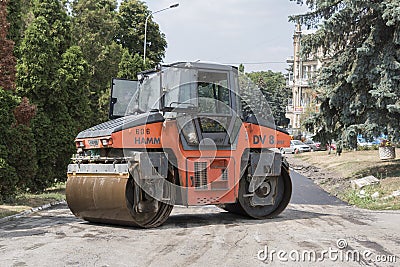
285;24;323;137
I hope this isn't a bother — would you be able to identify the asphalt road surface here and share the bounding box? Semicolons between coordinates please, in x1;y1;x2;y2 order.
1;171;399;267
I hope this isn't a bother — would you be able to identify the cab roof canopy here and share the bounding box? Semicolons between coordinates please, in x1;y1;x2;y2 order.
139;61;238;75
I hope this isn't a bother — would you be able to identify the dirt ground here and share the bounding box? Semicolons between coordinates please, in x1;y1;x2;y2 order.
286;153;349;195
286;150;400;209
292;149;400;180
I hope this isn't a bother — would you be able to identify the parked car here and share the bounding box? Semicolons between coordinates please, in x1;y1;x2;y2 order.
304;139;319;151
326;142;336;150
281;140;311;154
371;139;382;145
357;137;372;147
310;140;335;151
314;142;327;151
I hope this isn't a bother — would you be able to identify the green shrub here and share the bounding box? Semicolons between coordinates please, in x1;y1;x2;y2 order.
0;157;19;203
7;125;38;191
357;145;379;151
370;144;379;150
0;89;19;202
357;145;369;151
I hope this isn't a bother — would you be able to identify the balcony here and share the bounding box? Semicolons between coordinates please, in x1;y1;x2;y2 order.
295;79;310;87
294;106;304;113
286;105;304;114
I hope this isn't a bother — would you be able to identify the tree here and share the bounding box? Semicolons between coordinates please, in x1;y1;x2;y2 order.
0;88;19;202
118;49;147;80
290;0;400;146
71;0;123;122
71;0;167;122
6;0;33;51
0;0;16;91
247;71;291;127
117;0;167;65
9;97;38;191
54;46;92;181
13;97;37;127
239;64;245;73
16;0;81;191
7;123;38;192
17;0;71;105
0;0;31;201
71;0;118;67
57;45;93;131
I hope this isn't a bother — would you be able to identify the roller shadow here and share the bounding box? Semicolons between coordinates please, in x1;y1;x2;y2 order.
158;207;330;230
0;169;343;235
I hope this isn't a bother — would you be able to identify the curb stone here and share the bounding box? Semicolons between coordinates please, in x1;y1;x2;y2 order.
0;200;66;224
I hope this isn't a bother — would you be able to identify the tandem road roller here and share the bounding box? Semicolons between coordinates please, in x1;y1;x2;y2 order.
66;62;292;228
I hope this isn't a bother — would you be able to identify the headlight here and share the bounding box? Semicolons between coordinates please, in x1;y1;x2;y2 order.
101;138;113;147
76;141;85;148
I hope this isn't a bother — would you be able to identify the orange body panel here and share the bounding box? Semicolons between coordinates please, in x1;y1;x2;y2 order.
159;120;290;205
111;122;163;149
160;120;244;205
244;123;291;149
76;120;290;206
77;122;290;151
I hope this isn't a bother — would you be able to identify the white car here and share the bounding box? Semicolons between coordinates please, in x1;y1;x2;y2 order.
281;140;311;154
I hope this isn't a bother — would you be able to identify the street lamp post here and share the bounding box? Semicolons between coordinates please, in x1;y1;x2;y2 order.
143;3;179;64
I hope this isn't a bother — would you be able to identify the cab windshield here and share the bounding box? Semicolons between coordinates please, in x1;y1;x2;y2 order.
161;66;231;115
138;71;161;112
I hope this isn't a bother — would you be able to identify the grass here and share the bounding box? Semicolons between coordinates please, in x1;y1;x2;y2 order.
296;149;400;178
0;183;66;219
342;181;400;210
295;149;400;210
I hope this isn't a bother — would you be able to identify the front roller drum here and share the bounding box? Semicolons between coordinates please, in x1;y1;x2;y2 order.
66;170;173;228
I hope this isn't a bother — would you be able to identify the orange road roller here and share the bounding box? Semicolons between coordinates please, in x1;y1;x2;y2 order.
66;62;292;228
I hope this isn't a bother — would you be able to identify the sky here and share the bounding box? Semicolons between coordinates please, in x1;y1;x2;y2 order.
136;0;309;73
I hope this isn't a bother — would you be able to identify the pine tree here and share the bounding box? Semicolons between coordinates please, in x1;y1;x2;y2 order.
291;0;400;145
7;97;38;191
17;0;71;105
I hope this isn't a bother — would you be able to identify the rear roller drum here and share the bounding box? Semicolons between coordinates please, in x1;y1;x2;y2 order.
221;166;292;219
